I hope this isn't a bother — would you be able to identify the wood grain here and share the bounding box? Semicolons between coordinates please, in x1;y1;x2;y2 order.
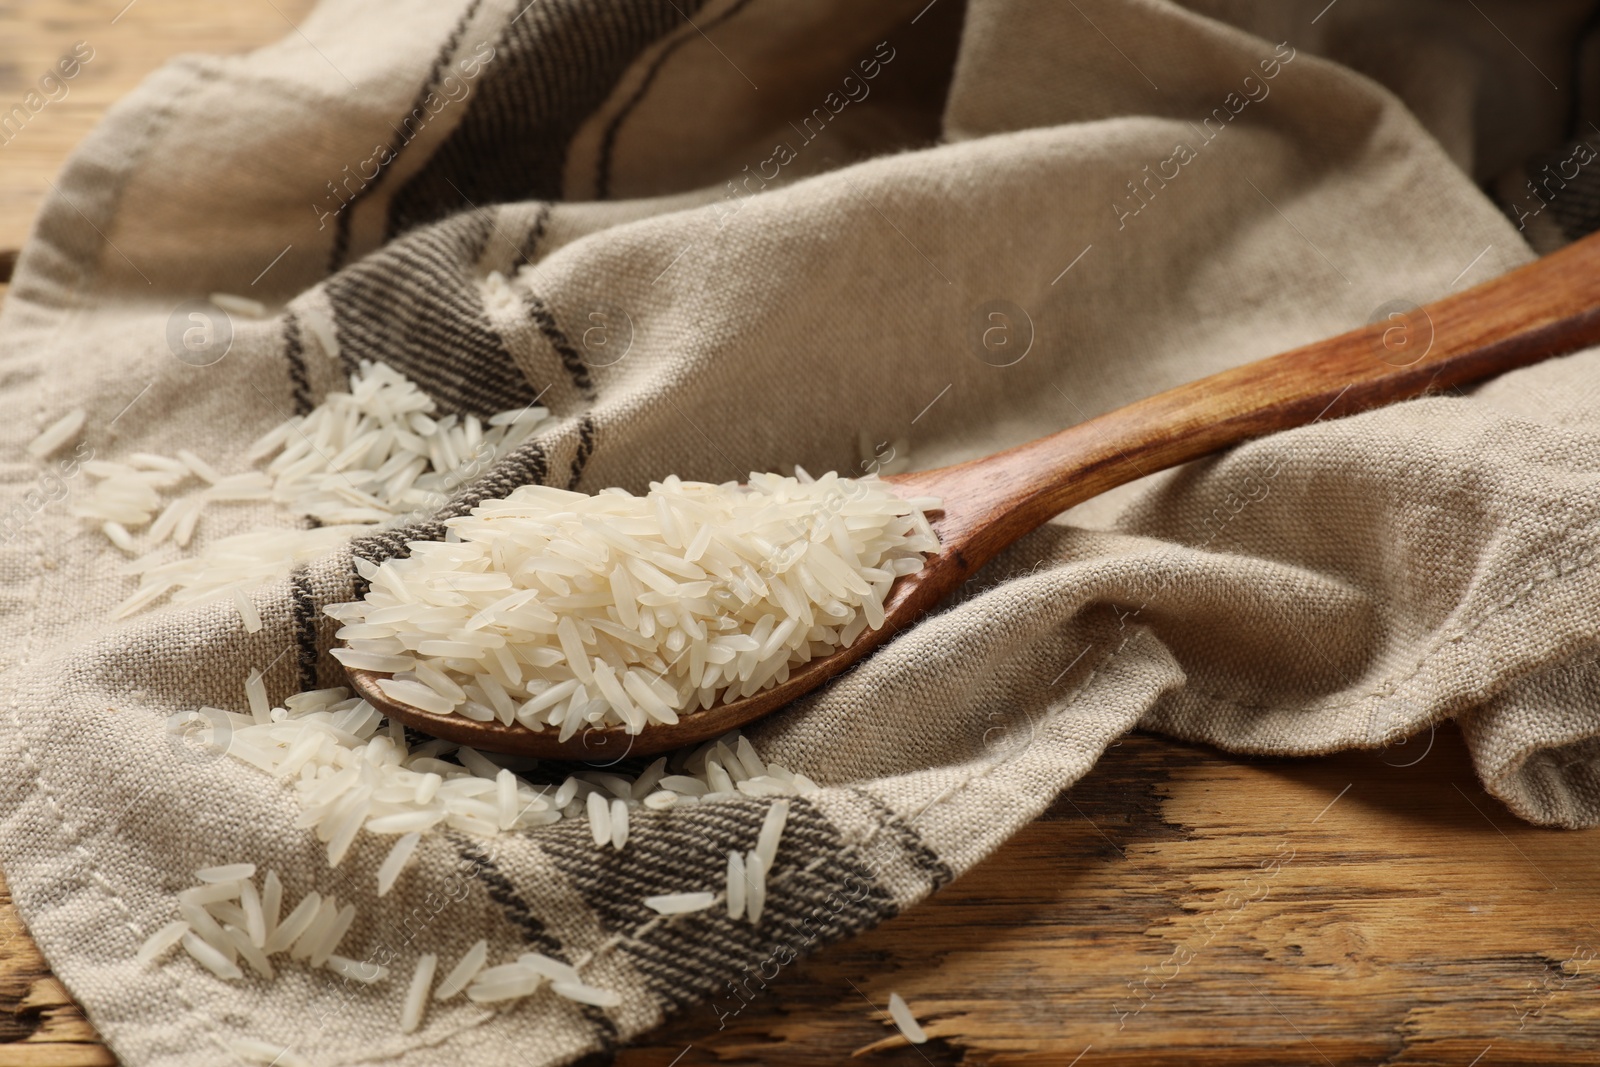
6;5;1600;1067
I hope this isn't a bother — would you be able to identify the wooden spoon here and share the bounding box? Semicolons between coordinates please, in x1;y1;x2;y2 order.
348;232;1600;760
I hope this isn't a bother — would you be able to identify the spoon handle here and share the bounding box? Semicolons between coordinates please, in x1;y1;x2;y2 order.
901;231;1600;542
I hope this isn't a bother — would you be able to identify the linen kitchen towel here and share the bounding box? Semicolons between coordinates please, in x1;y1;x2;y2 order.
3;0;1600;1062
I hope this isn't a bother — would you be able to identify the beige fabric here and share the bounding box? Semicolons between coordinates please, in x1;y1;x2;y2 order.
2;0;1599;1063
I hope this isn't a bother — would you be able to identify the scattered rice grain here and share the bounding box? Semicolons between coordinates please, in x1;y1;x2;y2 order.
888;992;928;1043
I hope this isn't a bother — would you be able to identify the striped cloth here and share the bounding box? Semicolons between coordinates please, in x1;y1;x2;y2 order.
3;1;1600;1063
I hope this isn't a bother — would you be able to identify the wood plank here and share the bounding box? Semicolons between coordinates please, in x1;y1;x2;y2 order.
0;862;114;1066
0;1049;116;1067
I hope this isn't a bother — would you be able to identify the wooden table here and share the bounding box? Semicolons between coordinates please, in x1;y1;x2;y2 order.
5;6;1600;1065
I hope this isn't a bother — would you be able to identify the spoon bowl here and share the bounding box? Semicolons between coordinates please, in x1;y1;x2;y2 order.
345;479;956;760
348;231;1600;758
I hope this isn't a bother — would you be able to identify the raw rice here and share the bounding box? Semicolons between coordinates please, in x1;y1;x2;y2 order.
465;962;544;1004
261;870;282;938
153;862;411;1032
435;939;489;1000
454;952;620;1009
265;890;322;954
587;791;610;847
401;953;437;1034
240;879;267;947
103;521;136;554
610;797;629;850
27;408;85;459
177;882;239;906
326;472;939;734
744;850;767;926
376;831;421;896
518;952;580;984
551;980;622;1008
147;691;831;1036
179;902;233;955
288;896;339;961
209;292;267;318
226;924;276;979
244;670;269;722
644;892;716;915
888;992;928;1043
234;587;263;633
75;361;553;617
214;659;825;912
196;863;256;883
755;799;788;871
326;955;388;983
182;930;244;981
726;850;746;920
218;684;563;855
135;920;190;966
301;303;339;360
313;903;357;967
117;525;360;618
228;1037;309;1067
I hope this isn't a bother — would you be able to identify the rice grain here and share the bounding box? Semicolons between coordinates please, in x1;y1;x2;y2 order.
326;473;938;734
182;930;244;981
888;992;928;1043
228;1038;308;1067
196;863;256;883
726;850;746;920
644;892;716;915
135;920;190;966
400;953;437;1034
434;939;488;1000
376;832;421;897
27;409;85;459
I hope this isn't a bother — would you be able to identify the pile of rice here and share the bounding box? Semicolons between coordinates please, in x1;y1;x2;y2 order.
329;472;940;735
137;863;623;1041
399;937;619;1035
137;863;377;986
190;678;820;897
159;682;806;1036
51;360;553;617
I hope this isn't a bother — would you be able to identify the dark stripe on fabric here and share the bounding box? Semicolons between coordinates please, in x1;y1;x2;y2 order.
281;310;313;416
290;569;320;692
567;413;596;490
515;202;552;268
453;837;620;1049
347;439;549;590
849;788;954;891
384;0;710;239
325;211;537;417
524;291;597;400
329;0;487;272
594;0;760;199
454;837;567;956
1521;140;1600;242
539;796;896;1016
